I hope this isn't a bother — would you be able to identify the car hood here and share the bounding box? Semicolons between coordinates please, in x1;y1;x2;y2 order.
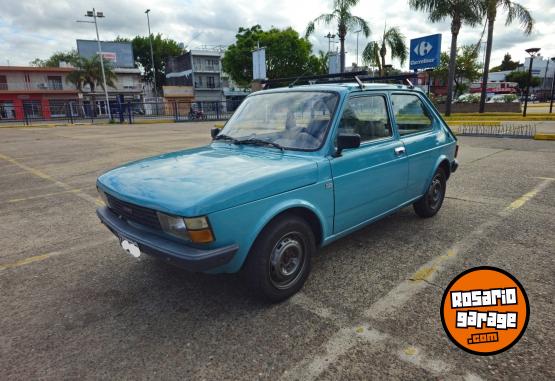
97;145;319;216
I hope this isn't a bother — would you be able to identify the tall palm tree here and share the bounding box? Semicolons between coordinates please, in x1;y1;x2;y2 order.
362;41;381;73
306;0;370;73
478;0;534;113
409;0;482;116
362;25;407;76
66;56;117;116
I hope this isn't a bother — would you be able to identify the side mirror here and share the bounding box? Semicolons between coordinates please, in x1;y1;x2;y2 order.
211;128;220;139
334;133;360;157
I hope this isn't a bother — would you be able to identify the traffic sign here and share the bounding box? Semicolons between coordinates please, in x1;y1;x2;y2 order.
409;34;442;71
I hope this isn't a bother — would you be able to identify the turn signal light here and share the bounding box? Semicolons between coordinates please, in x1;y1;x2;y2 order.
188;229;214;244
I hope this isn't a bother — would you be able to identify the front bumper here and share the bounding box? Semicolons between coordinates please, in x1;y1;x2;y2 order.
96;206;238;272
451;159;459;173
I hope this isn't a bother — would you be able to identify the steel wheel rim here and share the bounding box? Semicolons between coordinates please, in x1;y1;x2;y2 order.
269;233;306;289
428;176;443;210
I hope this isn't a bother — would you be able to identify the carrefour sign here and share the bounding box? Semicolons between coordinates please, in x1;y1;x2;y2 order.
409;34;442;70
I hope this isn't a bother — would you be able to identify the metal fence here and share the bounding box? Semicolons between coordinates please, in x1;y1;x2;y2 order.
451;123;537;138
0;99;244;126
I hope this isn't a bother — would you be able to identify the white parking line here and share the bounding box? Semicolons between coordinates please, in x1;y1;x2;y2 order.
283;178;553;379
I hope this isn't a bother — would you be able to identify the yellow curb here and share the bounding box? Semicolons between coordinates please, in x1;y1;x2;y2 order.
534;133;555;141
448;121;501;126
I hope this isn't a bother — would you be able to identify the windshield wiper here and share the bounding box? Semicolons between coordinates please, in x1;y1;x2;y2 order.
213;134;240;143
235;138;285;152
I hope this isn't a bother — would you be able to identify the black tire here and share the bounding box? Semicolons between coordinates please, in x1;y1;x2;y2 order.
243;214;315;302
413;168;447;218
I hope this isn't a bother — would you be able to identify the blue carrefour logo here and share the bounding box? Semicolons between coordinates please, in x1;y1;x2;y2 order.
410;34;442;70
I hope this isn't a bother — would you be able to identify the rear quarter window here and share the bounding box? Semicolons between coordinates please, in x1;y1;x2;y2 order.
391;94;434;136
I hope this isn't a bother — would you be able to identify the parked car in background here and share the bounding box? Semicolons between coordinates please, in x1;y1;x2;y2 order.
96;82;459;301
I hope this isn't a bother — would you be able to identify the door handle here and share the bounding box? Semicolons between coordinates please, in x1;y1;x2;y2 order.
394;147;406;156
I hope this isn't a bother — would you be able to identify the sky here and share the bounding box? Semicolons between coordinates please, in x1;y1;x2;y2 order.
0;0;554;69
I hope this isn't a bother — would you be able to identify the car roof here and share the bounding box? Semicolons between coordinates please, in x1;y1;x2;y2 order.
257;82;421;95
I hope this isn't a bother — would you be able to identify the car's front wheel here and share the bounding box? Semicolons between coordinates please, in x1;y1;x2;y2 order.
243;215;315;302
413;167;447;218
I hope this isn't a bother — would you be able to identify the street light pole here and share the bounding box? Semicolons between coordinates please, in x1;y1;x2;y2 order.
550;57;555;114
523;48;540;118
145;9;157;98
324;33;336;53
84;9;111;120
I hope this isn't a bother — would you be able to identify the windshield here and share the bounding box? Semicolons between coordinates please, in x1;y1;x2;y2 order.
219;91;339;150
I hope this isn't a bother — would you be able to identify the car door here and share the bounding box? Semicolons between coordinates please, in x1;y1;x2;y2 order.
331;93;409;234
391;93;441;200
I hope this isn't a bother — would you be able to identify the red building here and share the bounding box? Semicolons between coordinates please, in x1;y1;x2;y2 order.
0;66;79;121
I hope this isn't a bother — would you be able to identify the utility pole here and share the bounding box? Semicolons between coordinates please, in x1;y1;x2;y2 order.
550;57;555;113
145;9;157;98
82;9;112;120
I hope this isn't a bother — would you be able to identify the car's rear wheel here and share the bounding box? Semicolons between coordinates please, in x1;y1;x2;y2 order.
413;168;446;218
243;215;315;302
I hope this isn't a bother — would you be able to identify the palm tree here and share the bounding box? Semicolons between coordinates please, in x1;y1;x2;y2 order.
362;25;407;76
66;56;117;116
478;0;534;113
306;0;370;73
409;0;482;116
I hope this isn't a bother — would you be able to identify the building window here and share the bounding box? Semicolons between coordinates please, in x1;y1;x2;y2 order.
0;101;15;119
47;76;63;90
23;100;42;118
0;75;7;90
207;76;215;88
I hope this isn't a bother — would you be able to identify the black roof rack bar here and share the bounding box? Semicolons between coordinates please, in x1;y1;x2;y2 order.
261;71;369;85
261;72;418;88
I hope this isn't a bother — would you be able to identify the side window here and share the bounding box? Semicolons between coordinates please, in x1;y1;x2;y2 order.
391;94;433;135
338;96;392;142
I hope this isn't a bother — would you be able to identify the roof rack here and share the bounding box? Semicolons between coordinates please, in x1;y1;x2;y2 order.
261;72;417;89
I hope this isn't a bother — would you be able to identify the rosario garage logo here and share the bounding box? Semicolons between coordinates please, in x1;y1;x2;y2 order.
440;267;529;355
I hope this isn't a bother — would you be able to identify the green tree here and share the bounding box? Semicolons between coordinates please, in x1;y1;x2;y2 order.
478;0;534;112
305;0;370;73
66;56;117;116
490;53;520;72
505;70;541;91
30;49;80;67
309;50;330;75
362;25;407;76
222;25;315;86
409;0;482;116
433;46;481;98
116;34;184;93
362;41;380;71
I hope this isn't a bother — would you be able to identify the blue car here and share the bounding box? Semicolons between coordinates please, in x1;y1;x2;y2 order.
96;82;458;301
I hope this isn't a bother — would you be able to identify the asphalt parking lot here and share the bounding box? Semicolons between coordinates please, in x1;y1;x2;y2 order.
1;122;554;380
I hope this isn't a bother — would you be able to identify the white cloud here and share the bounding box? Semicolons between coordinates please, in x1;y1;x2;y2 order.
0;0;552;69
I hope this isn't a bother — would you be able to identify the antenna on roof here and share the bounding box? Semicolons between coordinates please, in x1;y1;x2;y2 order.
354;75;364;89
405;78;414;89
288;70;311;88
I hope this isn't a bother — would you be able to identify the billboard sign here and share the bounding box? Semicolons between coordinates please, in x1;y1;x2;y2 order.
76;40;135;68
252;48;267;80
165;53;193;86
409;34;442;71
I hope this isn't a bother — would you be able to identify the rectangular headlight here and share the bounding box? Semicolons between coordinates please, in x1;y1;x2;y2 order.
157;212;189;240
97;188;110;206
